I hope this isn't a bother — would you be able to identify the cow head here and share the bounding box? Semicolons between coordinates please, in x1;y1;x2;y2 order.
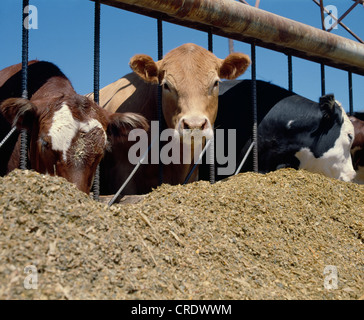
315;95;356;182
129;43;250;144
0;96;148;193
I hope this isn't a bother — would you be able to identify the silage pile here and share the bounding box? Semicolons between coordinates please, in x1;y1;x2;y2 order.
0;169;363;300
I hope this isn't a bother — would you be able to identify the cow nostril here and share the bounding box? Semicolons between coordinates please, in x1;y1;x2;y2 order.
200;119;207;131
181;118;208;131
182;119;191;130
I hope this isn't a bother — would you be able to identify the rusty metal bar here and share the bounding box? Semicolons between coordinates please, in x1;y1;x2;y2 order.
319;0;325;31
97;0;364;76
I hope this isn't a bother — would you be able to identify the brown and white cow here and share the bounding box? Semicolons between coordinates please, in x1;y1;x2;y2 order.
89;43;250;195
0;61;148;193
349;113;364;184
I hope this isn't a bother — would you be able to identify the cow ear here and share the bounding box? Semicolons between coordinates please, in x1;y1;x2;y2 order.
129;54;163;84
107;112;149;143
319;94;336;119
0;98;37;131
219;52;251;80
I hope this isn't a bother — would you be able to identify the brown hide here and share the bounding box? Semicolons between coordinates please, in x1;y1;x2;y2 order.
0;61;148;193
350;116;364;184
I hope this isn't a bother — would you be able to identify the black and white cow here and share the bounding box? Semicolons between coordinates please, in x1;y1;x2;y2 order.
258;93;355;181
199;80;356;182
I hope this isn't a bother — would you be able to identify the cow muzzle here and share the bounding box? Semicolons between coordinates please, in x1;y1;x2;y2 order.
338;167;356;182
177;116;213;144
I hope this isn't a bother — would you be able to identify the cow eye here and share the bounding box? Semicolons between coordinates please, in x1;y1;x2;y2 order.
163;82;170;91
40;137;50;150
348;133;353;142
209;79;220;95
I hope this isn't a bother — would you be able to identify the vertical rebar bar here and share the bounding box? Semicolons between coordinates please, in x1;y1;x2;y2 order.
348;71;354;115
288;54;293;92
20;0;29;170
321;64;326;96
251;43;258;173
228;38;234;54
208;30;213;52
93;0;101;105
92;0;101;200
157;19;163;186
208;29;215;184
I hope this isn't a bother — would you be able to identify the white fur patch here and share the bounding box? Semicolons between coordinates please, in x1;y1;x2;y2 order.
286;120;294;129
79;118;104;133
295;147;354;182
48;104;106;161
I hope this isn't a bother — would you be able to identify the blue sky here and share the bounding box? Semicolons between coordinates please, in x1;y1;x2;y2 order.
1;0;363;112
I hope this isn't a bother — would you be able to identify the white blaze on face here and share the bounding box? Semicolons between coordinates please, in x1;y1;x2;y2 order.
48;104;106;162
295;102;356;182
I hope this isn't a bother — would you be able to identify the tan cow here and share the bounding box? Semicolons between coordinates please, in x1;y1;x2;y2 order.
91;43;250;195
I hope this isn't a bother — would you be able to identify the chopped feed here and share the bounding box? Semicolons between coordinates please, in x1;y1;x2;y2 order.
0;169;363;299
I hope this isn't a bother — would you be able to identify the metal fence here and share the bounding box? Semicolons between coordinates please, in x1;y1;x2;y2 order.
14;0;364;201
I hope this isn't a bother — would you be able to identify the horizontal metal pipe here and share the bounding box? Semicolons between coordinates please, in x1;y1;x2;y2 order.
98;0;364;75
